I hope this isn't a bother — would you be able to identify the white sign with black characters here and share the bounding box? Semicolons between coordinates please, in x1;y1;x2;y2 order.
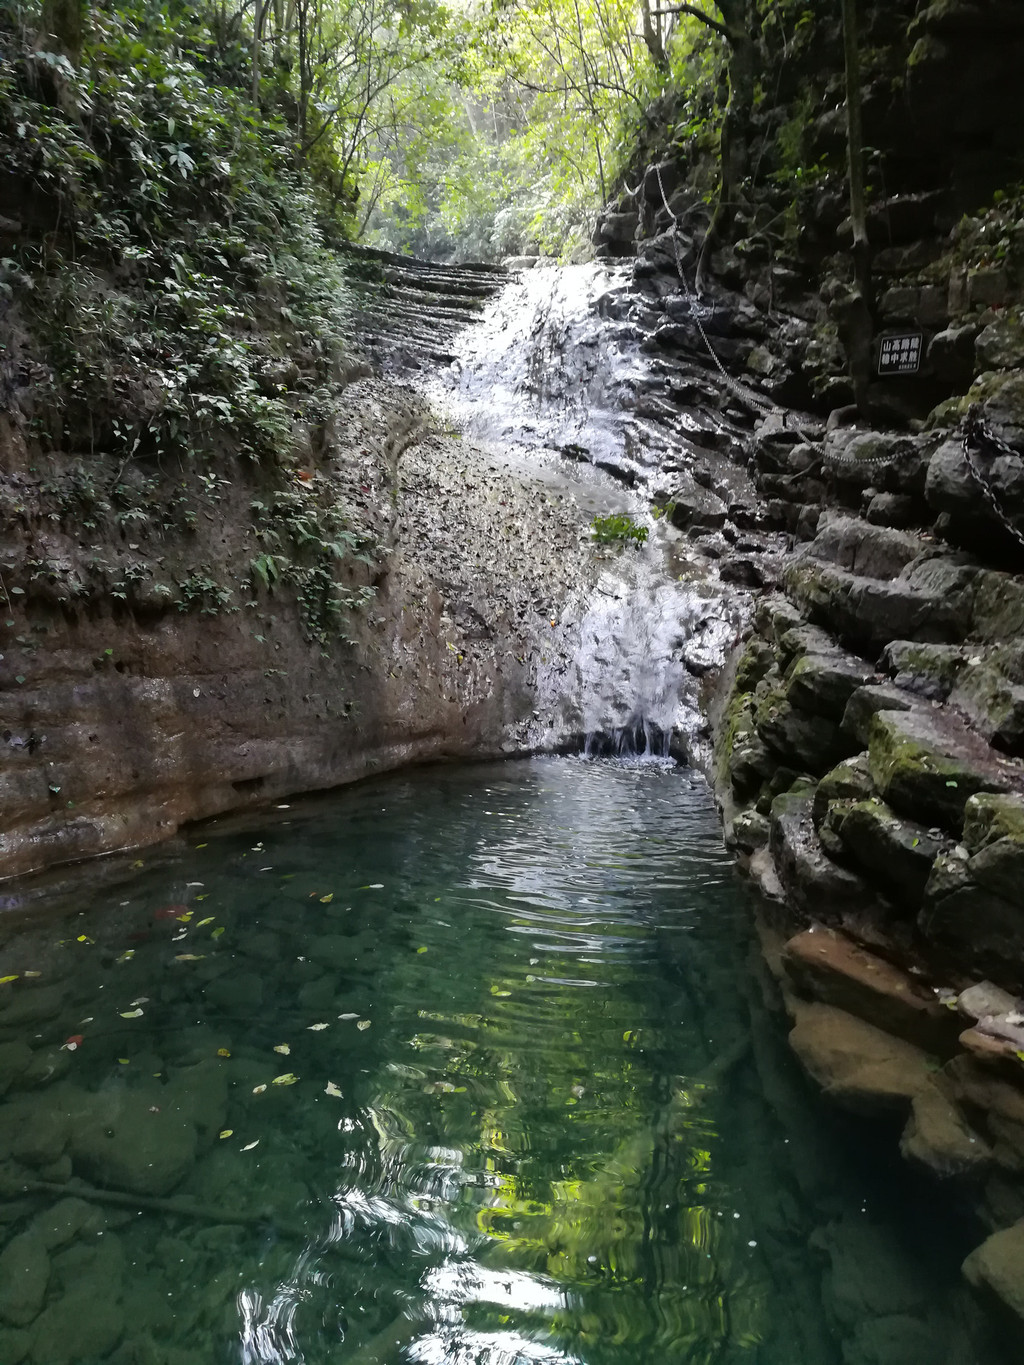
877;332;923;376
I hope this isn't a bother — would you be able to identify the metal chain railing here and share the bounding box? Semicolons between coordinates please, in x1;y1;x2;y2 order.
962;407;1024;549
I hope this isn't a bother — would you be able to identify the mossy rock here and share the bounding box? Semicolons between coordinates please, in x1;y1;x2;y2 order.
812;753;875;826
867;708;1016;832
826;797;948;906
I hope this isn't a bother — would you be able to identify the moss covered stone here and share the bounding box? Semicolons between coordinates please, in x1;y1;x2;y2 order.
812;753;876;826
867;708;1017;831
827;797;948;907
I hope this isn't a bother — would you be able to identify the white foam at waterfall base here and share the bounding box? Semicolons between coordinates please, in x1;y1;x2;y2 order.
527;527;733;766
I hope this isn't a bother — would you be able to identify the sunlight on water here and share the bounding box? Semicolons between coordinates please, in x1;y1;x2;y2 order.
0;760;1009;1365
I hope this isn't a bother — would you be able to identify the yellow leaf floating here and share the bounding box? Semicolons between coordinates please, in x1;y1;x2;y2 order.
324;1081;343;1098
178;911;194;923
118;1058;130;1065
273;1043;291;1055
197;917;214;927
307;1023;328;1032
416;947;428;954
252;1084;267;1094
219;1130;233;1140
242;1140;259;1151
217;1048;231;1058
116;951;135;964
174;954;205;962
211;927;225;939
319;893;334;904
120;1008;144;1019
272;1073;299;1086
356;1020;371;1031
0;975;18;985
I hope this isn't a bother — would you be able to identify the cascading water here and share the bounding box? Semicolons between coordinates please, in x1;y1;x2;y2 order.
426;262;749;763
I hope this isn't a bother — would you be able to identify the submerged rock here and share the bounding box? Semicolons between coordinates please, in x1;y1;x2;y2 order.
787;999;932;1116
0;1232;49;1327
963;1219;1024;1322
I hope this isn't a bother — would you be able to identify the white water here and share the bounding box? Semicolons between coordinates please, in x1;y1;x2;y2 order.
425;263;748;765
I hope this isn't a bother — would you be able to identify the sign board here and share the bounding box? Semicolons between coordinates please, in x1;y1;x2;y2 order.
877;332;923;376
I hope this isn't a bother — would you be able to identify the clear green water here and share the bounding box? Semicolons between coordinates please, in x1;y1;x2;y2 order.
0;759;1009;1364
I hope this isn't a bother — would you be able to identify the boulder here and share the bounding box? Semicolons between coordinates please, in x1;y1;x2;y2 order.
28;1199;104;1252
726;808;769;853
841;683;914;747
0;1233;49;1327
879;640;968;701
812;753;876;825
976;309;1024;371
782;927;959;1053
962;792;1024;900
963;1220;1024;1322
784;648;878;721
784;558;973;653
804;514;924;579
788;999;931;1116
921;852;1024;984
67;1088;197;1197
29;1288;124;1365
950;663;1024;755
770;793;874;920
927;325;977;386
900;1084;991;1178
867;707;1020;832
958;980;1020;1023
756;689;851;771
827;797;948;906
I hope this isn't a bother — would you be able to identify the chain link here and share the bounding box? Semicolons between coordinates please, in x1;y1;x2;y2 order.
962;408;1024;549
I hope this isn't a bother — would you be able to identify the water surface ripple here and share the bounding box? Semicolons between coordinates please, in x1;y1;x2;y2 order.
0;760;1007;1365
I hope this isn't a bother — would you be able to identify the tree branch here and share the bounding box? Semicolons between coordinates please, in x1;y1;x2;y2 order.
650;4;730;41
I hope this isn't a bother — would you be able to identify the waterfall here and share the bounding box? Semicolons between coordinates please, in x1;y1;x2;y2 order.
428;262;747;767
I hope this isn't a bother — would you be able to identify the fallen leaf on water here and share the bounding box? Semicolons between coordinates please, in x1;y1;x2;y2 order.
272;1073;299;1086
324;1081;343;1098
118;1058;130;1065
319;893;334;903
196;843;207;849
23;971;40;979
64;1035;84;1051
416;947;428;954
217;1048;231;1058
307;1023;329;1031
197;916;214;926
211;927;225;939
115;950;135;964
356;1020;371;1031
338;1012;359;1020
360;884;384;890
273;1043;291;1055
174;954;206;962
253;1084;267;1094
120;1008;144;1019
242;1140;260;1151
219;1130;233;1140
130;997;149;1006
177;911;194;923
132;859;144;868
76;935;93;944
0;975;18;985
196;894;208;901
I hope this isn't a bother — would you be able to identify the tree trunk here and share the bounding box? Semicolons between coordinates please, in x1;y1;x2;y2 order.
839;0;874;413
695;0;755;292
41;0;85;64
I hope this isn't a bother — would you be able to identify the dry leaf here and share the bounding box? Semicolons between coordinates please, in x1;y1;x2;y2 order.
356;1020;371;1031
273;1043;291;1055
119;1008;144;1019
242;1140;260;1151
324;1081;343;1098
307;1023;329;1031
272;1072;299;1086
252;1084;267;1094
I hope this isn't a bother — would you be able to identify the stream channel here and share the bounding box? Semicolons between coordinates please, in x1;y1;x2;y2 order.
0;266;1014;1364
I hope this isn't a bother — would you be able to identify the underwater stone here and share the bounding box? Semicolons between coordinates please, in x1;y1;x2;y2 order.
900;1084;992;1178
783;928;958;1055
0;1232;49;1327
30;1287;124;1365
69;1089;197;1197
963;1219;1024;1322
29;1198;105;1252
788;999;931;1117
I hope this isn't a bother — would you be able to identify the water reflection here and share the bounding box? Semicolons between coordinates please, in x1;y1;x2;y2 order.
0;760;1008;1365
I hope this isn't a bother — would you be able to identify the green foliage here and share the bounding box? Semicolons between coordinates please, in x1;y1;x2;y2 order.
590;513;649;547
